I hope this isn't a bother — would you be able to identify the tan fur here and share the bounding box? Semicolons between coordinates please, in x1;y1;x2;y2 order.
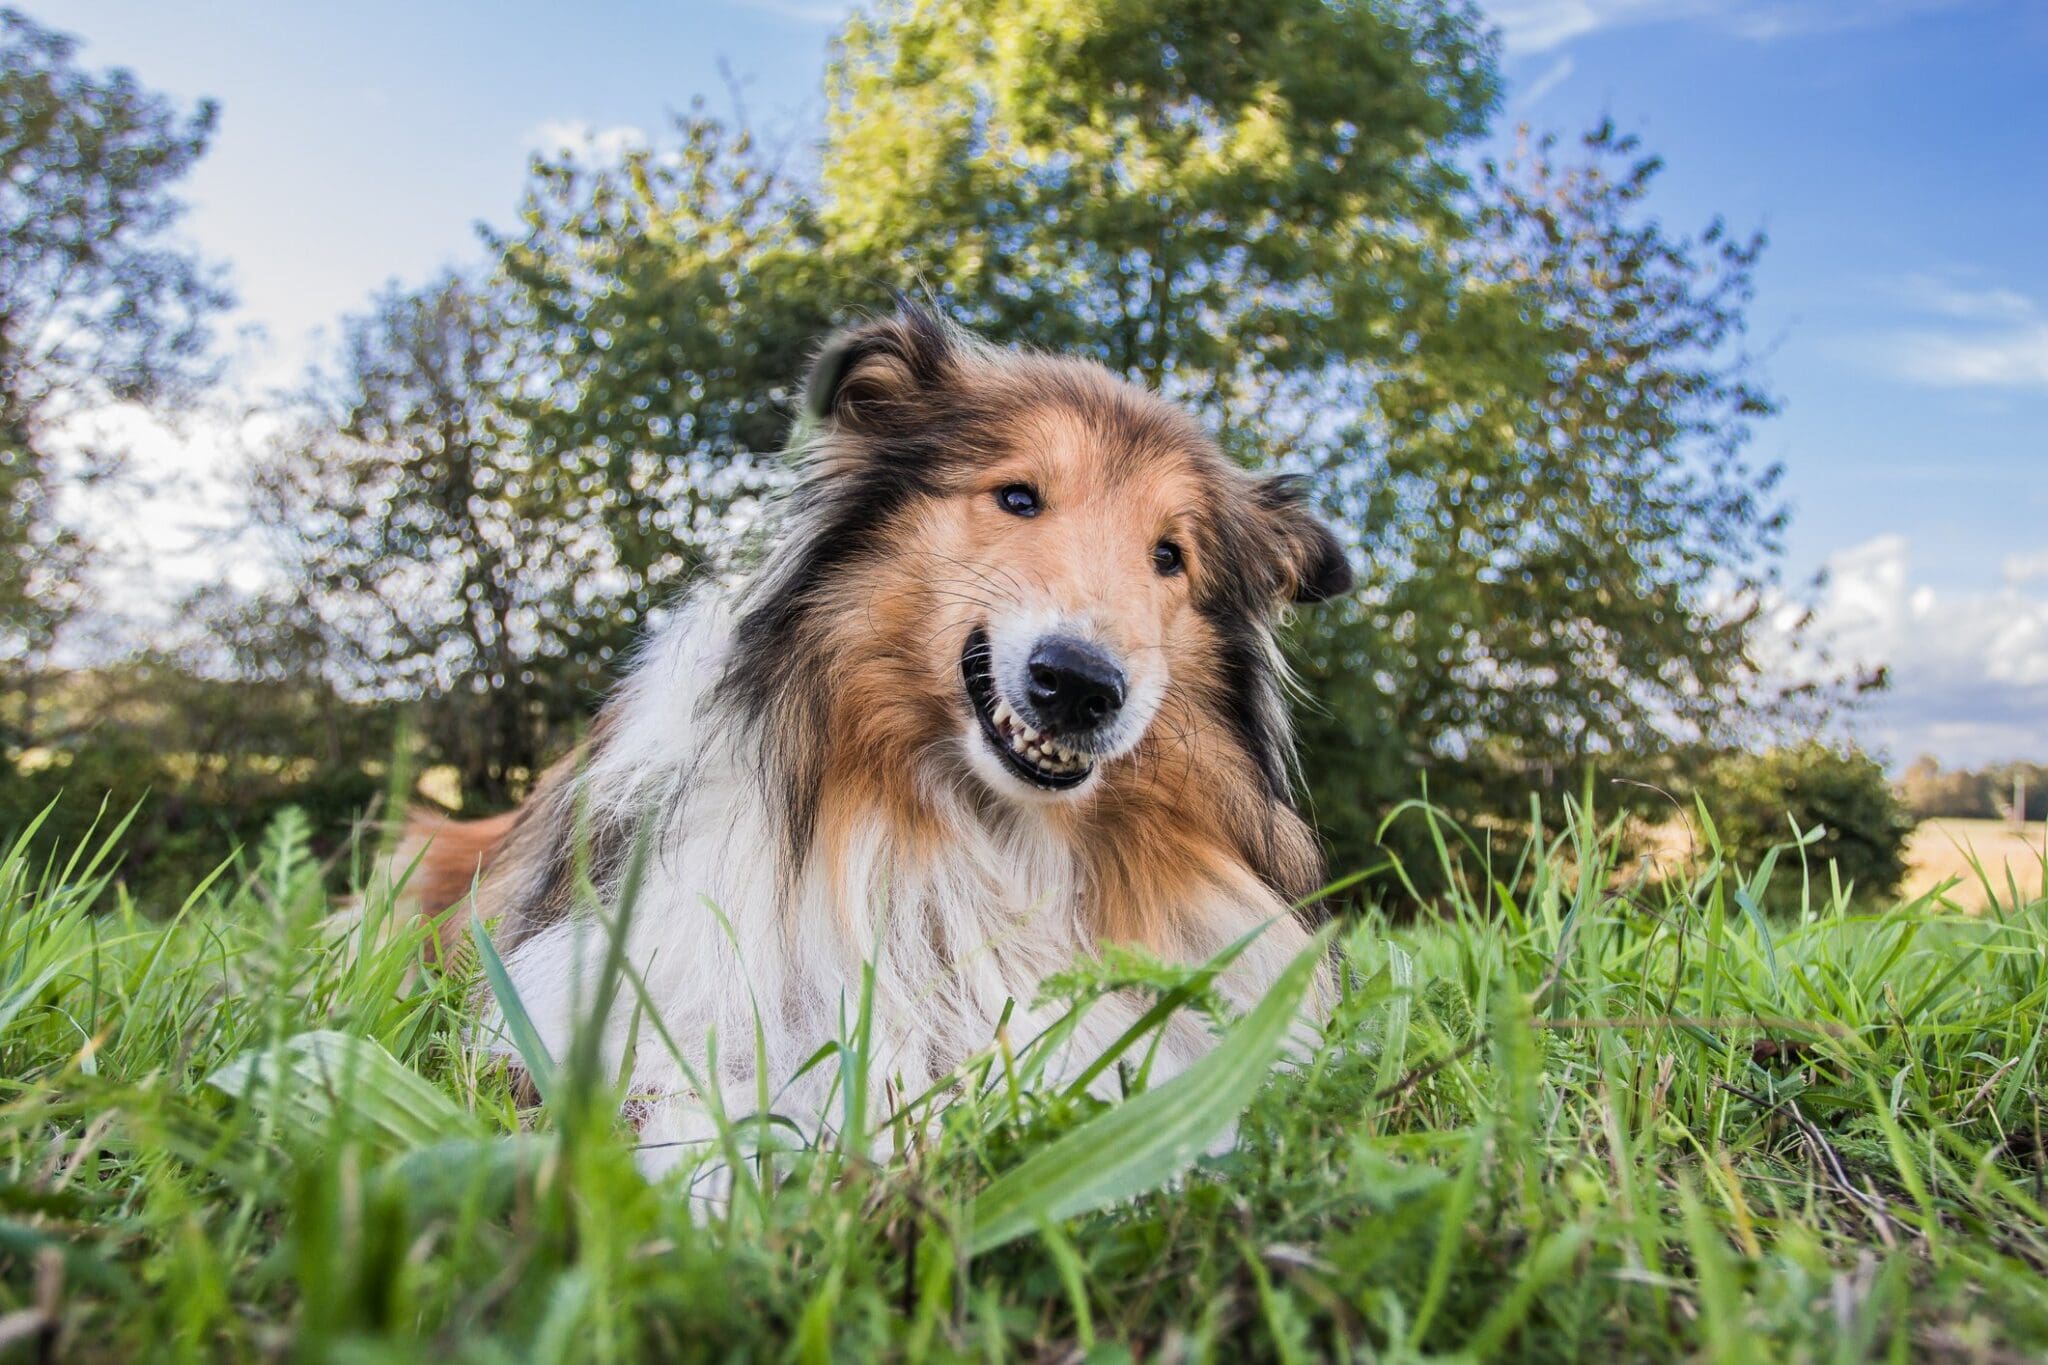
400;808;520;954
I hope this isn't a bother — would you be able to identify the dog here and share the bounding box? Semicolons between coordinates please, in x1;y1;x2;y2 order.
403;306;1352;1175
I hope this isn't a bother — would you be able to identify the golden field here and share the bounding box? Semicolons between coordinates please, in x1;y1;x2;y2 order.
1901;817;2048;911
1630;815;2045;912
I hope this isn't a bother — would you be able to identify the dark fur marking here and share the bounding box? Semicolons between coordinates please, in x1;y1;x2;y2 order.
487;713;633;950
727;307;988;874
1257;475;1354;604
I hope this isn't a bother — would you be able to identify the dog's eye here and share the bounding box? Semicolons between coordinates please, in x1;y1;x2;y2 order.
1152;540;1185;577
996;484;1041;518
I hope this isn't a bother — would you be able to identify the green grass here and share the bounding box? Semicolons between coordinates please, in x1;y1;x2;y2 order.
2;794;2045;1361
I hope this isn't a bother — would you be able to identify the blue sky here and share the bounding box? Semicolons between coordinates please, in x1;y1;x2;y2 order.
52;0;2048;765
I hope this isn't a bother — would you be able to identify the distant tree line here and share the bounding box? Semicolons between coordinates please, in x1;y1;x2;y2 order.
4;2;1907;905
1900;756;2047;823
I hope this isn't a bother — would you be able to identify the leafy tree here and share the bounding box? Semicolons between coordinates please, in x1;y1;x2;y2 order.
496;112;835;637
1294;126;1790;875
1900;756;2047;822
0;587;389;910
822;0;1498;432
0;8;228;698
253;273;594;807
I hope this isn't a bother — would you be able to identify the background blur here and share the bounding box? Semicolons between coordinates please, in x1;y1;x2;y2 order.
4;0;2044;907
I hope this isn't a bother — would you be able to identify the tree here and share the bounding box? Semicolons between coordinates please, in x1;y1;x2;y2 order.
1900;756;2047;823
254;273;593;807
257;115;836;810
0;9;228;697
821;0;1498;437
0;584;390;911
1293;125;1791;872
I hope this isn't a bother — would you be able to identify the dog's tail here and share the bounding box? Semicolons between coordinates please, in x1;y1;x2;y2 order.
387;807;522;956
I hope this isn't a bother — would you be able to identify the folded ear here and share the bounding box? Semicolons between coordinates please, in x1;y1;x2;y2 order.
803;304;958;432
1256;476;1353;605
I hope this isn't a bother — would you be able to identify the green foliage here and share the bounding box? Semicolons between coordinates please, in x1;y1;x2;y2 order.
2;797;2044;1357
1694;742;1917;907
1295;123;1790;884
823;0;1496;400
261;136;836;808
0;8;229;670
497;110;835;616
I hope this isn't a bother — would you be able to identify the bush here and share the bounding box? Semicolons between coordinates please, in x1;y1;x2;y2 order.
1694;742;1915;906
0;656;392;911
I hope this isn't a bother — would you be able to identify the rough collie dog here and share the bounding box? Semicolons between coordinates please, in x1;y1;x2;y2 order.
406;306;1352;1173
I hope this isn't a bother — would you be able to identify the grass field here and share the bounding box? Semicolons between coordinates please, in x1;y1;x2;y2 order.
2;797;2046;1360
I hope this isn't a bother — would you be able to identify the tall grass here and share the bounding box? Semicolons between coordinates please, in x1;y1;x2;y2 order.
0;793;2044;1359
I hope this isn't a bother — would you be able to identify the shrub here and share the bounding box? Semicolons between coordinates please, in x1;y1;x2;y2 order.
1694;742;1915;906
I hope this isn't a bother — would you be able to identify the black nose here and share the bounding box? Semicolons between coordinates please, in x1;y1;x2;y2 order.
1025;636;1127;732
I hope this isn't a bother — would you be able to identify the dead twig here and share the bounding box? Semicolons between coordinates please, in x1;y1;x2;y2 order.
1711;1078;1899;1248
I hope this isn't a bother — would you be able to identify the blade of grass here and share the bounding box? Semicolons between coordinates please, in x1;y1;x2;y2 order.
966;926;1331;1255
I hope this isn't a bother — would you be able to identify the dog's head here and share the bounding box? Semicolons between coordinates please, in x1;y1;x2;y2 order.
725;307;1350;866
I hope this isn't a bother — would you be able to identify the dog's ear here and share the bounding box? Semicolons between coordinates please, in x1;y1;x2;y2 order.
803;305;957;432
1256;476;1353;605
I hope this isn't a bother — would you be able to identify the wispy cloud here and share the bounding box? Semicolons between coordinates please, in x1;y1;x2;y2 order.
1872;276;2048;390
1489;0;1647;54
1897;274;2038;324
1488;0;1982;55
1774;533;2048;764
1887;324;2048;389
1512;54;1577;111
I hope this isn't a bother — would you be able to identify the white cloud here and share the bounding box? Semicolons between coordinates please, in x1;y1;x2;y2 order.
45;401;277;669
1780;534;2048;764
718;0;850;22
1487;0;1980;54
526;119;650;163
2006;551;2048;585
1489;0;1655;53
